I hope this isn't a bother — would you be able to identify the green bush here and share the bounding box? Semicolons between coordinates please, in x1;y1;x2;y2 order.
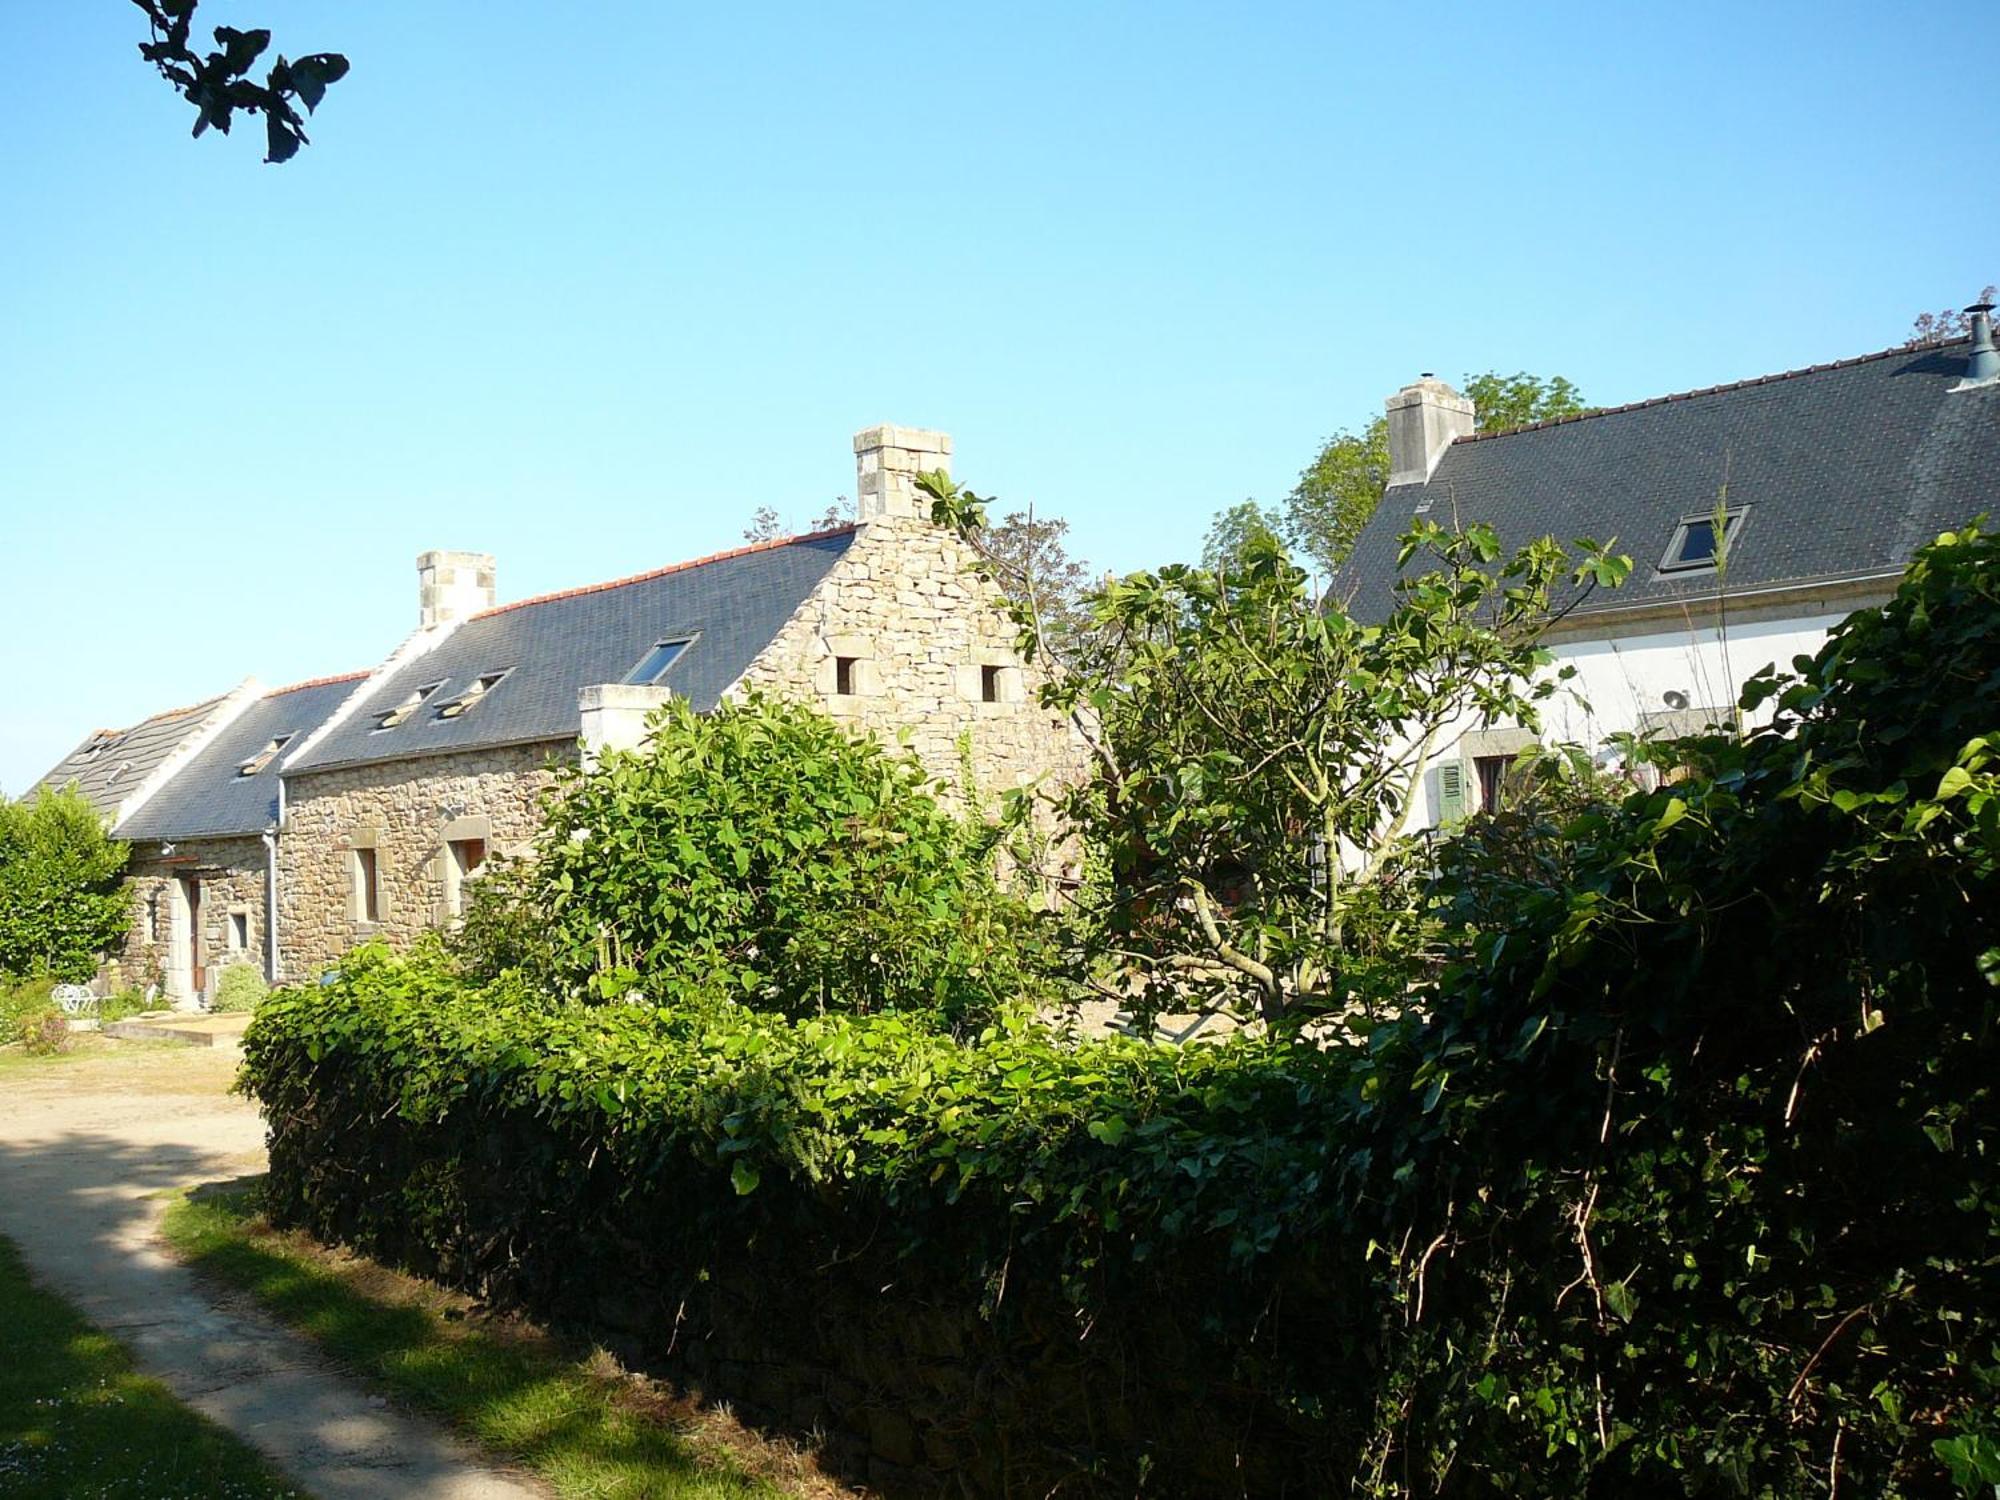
451;693;1057;1030
0;787;130;982
244;525;2000;1496
96;987;153;1023
18;1006;70;1056
208;964;267;1014
0;975;56;1045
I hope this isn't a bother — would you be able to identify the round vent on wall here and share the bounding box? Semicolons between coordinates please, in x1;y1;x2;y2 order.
1662;690;1691;711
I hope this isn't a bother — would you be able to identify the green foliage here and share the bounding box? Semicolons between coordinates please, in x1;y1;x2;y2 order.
1199;498;1288;573
162;1191;781;1499
97;987;155;1023
1347;521;2000;1494
1281;371;1590;575
1460;370;1589;434
0;788;130;984
243;525;2000;1496
133;1;348;164
209;964;268;1014
450;695;1053;1030
0;1233;302;1499
17;1007;71;1056
1034;515;1626;1024
0;976;58;1046
1282;413;1390;574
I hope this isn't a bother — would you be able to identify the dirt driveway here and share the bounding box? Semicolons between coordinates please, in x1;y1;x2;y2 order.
0;1038;544;1500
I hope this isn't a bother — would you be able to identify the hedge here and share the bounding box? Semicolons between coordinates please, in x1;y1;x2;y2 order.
245;525;2000;1496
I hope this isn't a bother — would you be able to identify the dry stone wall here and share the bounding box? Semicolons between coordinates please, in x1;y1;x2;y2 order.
277;742;569;978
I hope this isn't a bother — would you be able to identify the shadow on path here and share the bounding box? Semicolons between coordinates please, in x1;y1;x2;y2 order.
0;1113;545;1500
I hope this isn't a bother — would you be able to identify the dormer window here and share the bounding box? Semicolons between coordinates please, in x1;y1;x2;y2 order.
371;680;447;732
1659;507;1747;574
437;669;512;720
624;638;694;686
237;733;295;777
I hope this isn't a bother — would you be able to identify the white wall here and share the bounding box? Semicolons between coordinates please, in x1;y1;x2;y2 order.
1407;609;1851;830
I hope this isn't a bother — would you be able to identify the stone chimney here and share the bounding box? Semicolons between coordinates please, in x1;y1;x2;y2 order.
1385;375;1476;488
577;684;674;767
854;425;952;521
417;550;496;629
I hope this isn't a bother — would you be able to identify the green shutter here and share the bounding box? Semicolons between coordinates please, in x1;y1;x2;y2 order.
1436;761;1468;824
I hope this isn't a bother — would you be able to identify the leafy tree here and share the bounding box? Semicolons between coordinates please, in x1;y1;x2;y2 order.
1282;371;1589;575
1199;499;1287;573
1908;284;1998;343
0;788;132;982
132;1;347;164
927;474;1630;1025
451;695;1050;1029
975;506;1095;657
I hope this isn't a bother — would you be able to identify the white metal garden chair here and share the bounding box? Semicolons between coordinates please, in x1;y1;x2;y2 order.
50;984;99;1018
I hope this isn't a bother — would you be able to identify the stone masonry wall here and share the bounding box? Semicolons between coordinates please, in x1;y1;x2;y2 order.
276;741;570;978
111;835;268;1003
733;515;1089;835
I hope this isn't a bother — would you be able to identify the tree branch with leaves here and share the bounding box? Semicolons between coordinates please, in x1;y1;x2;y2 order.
133;0;347;163
925;467;1629;1028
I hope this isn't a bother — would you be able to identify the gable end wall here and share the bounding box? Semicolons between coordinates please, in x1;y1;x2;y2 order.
729;515;1088;813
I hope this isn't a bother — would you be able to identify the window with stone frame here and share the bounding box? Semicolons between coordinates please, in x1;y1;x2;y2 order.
443;836;487;918
353;846;381;924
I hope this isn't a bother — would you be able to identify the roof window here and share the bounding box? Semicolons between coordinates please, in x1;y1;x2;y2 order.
624;638;695;686
237;733;295;777
371;680;447;732
437;669;513;720
1659;507;1747;574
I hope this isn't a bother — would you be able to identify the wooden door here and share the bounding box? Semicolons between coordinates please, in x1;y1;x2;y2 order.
185;877;206;999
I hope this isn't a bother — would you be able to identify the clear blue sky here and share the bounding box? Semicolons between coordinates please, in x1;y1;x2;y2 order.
2;2;1993;793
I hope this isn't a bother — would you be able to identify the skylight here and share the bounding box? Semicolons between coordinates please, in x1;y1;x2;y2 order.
237;733;295;777
371;680;447;731
1659;508;1747;574
624;638;694;686
437;669;513;720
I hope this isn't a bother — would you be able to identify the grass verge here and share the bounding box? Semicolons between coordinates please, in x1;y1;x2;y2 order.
0;1232;301;1500
163;1186;829;1500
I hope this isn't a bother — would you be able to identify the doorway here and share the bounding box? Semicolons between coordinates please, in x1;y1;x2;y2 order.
181;875;205;1003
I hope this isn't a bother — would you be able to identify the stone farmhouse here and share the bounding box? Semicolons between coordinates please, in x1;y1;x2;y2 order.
34;426;1080;1005
1339;309;2000;827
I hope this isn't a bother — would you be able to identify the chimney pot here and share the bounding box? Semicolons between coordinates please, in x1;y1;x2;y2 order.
1384;376;1476;488
1959;302;1999;388
417;549;496;629
854;424;952;521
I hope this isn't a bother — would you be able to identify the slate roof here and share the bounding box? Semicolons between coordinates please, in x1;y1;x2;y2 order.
117;675;364;842
1338;337;1999;622
287;527;860;774
29;695;235;821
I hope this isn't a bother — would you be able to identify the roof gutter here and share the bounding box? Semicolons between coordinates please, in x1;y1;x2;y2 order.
1543;568;1905;641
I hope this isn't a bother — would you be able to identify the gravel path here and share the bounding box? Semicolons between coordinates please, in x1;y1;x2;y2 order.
0;1041;546;1500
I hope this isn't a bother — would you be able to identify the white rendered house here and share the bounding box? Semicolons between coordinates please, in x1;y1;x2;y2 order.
1339;308;2000;827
